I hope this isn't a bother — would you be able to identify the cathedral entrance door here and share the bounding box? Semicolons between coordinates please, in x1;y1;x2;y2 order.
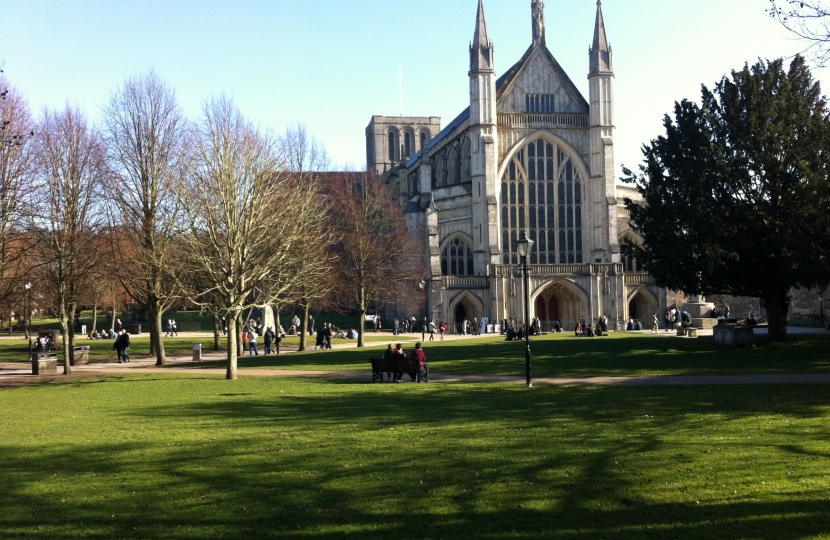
455;304;467;333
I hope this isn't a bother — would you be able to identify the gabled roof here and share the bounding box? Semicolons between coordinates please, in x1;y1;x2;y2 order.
405;44;588;168
497;44;589;112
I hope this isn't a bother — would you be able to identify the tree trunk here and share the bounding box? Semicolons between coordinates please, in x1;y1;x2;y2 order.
213;313;221;351
357;286;366;348
59;306;72;375
147;299;166;366
299;303;309;352
765;287;789;343
226;315;238;380
236;313;243;358
91;302;98;334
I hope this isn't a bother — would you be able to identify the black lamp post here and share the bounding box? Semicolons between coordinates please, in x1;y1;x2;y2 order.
25;281;32;360
516;232;534;389
418;280;426;341
821;287;826;329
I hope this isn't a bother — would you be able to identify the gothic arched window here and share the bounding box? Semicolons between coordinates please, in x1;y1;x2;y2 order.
621;243;644;272
499;138;584;265
404;131;413;158
441;238;475;276
388;131;396;161
461;138;471;184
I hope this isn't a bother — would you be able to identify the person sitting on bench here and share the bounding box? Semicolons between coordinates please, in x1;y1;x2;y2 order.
383;343;396;381
408;342;428;382
392;343;406;381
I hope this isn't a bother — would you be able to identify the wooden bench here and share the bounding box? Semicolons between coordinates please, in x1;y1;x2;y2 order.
370;357;428;383
677;327;698;338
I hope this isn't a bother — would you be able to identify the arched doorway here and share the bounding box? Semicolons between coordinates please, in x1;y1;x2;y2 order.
628;289;657;323
532;280;588;331
449;293;483;334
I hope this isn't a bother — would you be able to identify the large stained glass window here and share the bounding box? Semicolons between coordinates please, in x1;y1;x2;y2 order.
500;138;584;265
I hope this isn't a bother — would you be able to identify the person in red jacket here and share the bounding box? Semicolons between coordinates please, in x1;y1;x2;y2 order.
408;342;429;382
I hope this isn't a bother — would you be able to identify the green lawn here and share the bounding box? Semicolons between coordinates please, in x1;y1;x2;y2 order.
218;332;830;378
1;375;829;538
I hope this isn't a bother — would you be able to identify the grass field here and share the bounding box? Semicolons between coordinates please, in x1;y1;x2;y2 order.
1;374;829;539
217;332;830;378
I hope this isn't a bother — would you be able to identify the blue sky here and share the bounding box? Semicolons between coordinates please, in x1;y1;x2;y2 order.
1;0;825;174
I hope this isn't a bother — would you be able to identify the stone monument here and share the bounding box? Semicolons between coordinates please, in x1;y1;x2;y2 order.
684;294;717;330
261;305;277;331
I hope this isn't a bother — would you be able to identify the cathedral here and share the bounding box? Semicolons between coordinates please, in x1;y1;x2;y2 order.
366;1;667;332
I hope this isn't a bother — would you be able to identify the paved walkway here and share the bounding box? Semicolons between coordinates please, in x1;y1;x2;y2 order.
3;357;830;387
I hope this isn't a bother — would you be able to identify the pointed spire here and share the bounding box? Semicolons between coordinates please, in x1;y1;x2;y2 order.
470;0;494;73
474;0;489;48
590;0;612;75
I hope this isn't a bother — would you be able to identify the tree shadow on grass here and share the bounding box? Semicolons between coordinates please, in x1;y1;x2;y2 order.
2;388;829;538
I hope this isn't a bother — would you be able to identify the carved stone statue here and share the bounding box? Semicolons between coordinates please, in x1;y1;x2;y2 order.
533;2;545;43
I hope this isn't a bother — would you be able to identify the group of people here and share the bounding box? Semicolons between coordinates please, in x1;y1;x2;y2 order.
382;341;429;383
575;316;609;337
662;308;692;332
165;319;178;337
113;329;131;363
35;334;57;352
242;319;282;356
391;317;427;335
426;320;448;341
86;329;117;340
315;323;335;350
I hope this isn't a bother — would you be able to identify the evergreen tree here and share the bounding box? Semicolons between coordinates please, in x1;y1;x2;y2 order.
624;56;830;342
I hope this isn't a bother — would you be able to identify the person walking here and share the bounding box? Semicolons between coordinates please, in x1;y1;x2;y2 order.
323;323;333;350
165;319;173;337
439;321;446;341
309;315;315;335
428;320;436;341
663;309;672;332
462;319;468;335
248;328;258;356
171;319;178;336
651;313;659;333
263;326;275;355
115;329;131;363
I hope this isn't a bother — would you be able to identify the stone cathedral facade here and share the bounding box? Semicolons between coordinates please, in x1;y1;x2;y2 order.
366;1;666;331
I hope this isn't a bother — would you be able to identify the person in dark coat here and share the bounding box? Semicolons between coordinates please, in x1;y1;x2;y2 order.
263;326;275;355
115;329;131;363
407;342;428;382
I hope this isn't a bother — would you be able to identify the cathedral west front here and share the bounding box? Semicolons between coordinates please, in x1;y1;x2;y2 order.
366;1;668;332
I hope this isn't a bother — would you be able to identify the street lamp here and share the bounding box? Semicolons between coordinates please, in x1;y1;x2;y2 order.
418;280;426;341
24;281;32;361
516;232;534;389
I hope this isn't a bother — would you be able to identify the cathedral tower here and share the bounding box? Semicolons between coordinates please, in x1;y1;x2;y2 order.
469;0;500;269
588;0;618;262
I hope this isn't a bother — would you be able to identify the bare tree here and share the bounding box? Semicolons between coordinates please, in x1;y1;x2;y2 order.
178;97;329;380
102;71;185;366
279;123;336;351
0;75;35;318
769;0;830;65
30;107;107;374
327;172;424;347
